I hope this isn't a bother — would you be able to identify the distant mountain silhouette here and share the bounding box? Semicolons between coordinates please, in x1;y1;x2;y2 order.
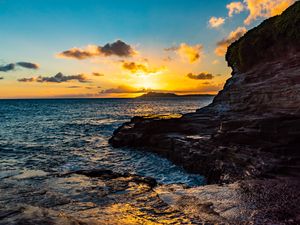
137;92;214;98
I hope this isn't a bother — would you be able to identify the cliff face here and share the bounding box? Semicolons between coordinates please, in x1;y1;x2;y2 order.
205;1;300;115
205;51;300;115
110;3;300;223
226;1;300;73
110;2;300;180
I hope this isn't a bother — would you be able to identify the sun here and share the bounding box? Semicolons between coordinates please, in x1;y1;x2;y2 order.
134;73;159;90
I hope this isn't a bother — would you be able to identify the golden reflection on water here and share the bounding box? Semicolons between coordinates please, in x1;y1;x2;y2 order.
100;203;190;225
142;114;182;119
0;172;197;225
45;175;193;224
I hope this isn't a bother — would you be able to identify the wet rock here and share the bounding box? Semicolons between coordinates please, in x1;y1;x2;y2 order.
155;177;300;224
0;169;191;224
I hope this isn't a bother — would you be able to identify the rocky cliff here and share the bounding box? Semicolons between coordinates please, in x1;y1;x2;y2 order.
110;2;300;224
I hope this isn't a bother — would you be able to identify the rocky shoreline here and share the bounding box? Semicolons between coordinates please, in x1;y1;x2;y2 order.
1;168;299;224
110;2;300;224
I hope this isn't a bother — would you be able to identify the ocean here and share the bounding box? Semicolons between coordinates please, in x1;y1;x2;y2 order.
0;97;213;186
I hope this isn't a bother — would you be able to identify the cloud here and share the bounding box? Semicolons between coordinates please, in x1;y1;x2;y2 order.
18;72;90;83
166;43;204;63
16;62;39;69
215;26;247;56
18;77;35;82
101;85;148;94
187;72;214;80
178;43;203;63
57;40;136;60
244;0;295;25
122;61;160;75
224;1;294;25
101;40;136;57
0;62;39;72
227;2;245;17
0;63;15;72
92;72;104;77
37;73;89;83
57;45;99;59
209;17;225;28
67;86;81;88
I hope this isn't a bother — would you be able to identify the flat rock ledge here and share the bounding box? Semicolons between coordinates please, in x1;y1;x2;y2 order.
110;113;300;184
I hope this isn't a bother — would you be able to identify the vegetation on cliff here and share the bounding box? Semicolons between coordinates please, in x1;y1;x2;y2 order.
226;1;300;72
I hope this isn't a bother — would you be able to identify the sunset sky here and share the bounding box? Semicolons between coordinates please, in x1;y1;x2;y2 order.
0;0;295;98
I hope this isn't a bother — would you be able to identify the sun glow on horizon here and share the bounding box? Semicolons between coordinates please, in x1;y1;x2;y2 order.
132;71;163;90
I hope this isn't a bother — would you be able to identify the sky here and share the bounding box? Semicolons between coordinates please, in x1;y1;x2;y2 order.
0;0;296;98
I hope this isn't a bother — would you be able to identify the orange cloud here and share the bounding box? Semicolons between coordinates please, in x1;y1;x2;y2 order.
244;0;295;25
121;61;164;75
18;72;90;83
165;43;203;63
215;26;247;56
57;40;137;60
92;72;104;77
187;72;214;80
227;2;245;17
178;43;203;63
209;17;225;28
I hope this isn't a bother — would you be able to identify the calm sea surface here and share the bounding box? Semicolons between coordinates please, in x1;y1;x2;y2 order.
0;97;213;186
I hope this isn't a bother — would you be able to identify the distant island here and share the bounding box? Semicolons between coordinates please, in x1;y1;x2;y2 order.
137;92;215;98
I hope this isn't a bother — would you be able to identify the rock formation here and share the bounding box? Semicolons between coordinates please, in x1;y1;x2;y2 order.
110;2;300;224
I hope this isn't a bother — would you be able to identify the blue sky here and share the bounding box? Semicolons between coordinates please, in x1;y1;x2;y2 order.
0;0;234;55
0;0;295;98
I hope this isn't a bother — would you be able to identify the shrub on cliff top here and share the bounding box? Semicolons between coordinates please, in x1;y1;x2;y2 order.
226;1;300;72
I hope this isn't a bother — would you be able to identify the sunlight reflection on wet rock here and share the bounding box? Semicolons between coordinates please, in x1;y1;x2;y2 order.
155;183;253;223
100;203;191;225
0;170;199;224
141;114;183;120
2;167;296;224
